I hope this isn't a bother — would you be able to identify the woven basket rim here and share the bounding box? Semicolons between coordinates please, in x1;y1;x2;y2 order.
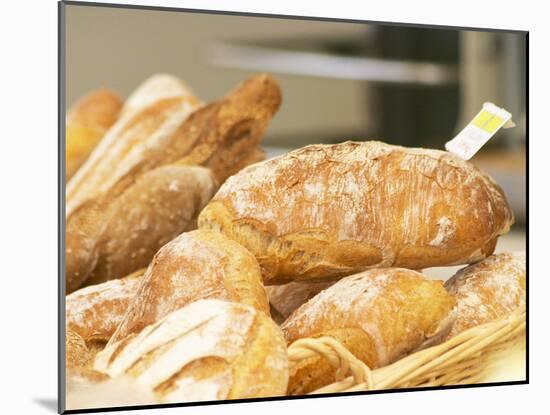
287;306;526;394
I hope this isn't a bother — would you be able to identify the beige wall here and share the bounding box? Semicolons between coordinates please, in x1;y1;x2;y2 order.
65;5;370;145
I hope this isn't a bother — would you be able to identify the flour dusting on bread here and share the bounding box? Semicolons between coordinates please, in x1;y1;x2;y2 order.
95;300;288;403
445;252;526;339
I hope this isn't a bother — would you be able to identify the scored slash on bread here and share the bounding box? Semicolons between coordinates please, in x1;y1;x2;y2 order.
108;229;269;345
95;300;289;403
199;141;514;284
65;74;282;293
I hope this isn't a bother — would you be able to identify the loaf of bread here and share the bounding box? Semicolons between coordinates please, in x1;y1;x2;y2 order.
199;141;514;284
267;281;334;321
66;74;281;292
109;229;269;344
67;74;280;216
66;165;216;293
95;299;289;403
281;268;456;394
445;252;526;339
66;89;201;216
66;89;122;181
66;269;144;349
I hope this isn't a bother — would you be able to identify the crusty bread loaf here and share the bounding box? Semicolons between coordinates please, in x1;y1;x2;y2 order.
199;141;514;284
66;93;201;216
66;165;216;293
267;281;334;321
95;299;289;402
66;89;122;181
444;252;526;339
66;270;144;348
281;268;456;394
109;229;269;344
65;74;281;292
67;74;280;216
120;73;194;118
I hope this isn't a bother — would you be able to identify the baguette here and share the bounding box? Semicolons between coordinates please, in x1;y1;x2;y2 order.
281;268;456;394
109;229;269;344
66;92;201;216
65;74;281;292
66;89;122;181
95;299;289;402
444;252;526;339
67;74;280;216
199;141;514;284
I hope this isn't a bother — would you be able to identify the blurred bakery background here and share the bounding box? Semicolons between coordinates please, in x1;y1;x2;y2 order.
65;4;527;275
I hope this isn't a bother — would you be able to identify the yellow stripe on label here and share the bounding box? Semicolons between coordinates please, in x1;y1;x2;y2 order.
472;110;504;133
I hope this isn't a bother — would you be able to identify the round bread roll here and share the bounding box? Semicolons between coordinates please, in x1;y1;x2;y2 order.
199;141;513;284
95;299;289;402
281;268;456;394
66;270;144;349
108;229;269;344
444;252;526;339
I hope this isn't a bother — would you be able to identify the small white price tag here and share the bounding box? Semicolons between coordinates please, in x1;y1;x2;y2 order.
445;102;515;160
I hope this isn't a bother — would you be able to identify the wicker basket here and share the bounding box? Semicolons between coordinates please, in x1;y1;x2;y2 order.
287;307;526;394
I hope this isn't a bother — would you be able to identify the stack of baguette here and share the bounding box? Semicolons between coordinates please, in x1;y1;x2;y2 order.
65;73;526;410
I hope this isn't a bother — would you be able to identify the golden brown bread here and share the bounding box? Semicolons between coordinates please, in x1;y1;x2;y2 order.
66;74;280;216
95;299;289;403
120;73;195;118
66;270;144;349
281;268;456;394
66;330;92;370
266;280;335;321
199;141;514;284
108;229;269;345
66;165;216;293
66;89;122;181
444;252;526;339
65;74;281;292
66;94;201;216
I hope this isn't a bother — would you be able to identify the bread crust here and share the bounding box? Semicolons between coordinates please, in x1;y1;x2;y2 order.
108;229;269;344
66;330;92;370
66;89;122;180
66;165;216;293
199;141;514;284
444;252;526;339
66;271;144;346
281;268;456;394
95;300;289;402
65;74;281;292
266;280;335;321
